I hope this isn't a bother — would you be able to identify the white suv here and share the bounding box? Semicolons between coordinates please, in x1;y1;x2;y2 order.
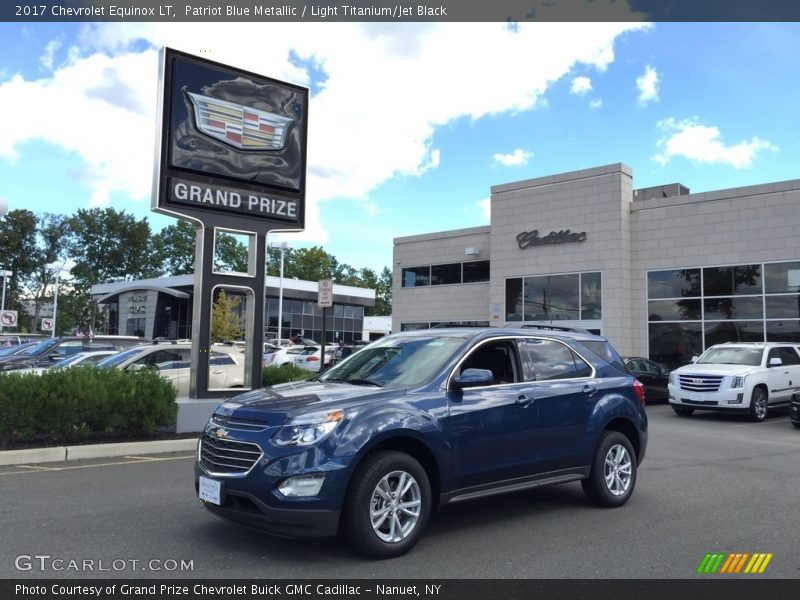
668;342;800;421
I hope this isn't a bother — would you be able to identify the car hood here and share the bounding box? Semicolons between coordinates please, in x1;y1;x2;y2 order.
674;364;760;376
214;380;402;426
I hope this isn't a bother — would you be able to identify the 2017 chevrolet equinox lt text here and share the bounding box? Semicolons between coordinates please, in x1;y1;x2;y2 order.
195;328;648;558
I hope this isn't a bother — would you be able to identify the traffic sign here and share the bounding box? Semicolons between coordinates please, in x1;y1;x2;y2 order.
0;310;18;327
41;317;54;332
318;279;333;308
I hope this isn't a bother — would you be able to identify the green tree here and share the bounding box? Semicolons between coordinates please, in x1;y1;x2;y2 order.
152;220;198;276
211;289;242;342
0;209;38;321
213;232;249;273
23;214;72;332
68;208;160;288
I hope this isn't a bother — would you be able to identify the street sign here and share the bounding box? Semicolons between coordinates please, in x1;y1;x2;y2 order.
0;310;18;327
41;318;54;332
318;279;333;308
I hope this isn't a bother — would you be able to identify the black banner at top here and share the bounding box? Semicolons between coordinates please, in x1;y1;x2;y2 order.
3;0;800;22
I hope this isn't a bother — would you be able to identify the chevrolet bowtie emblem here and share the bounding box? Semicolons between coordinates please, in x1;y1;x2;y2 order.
187;92;293;151
213;428;229;439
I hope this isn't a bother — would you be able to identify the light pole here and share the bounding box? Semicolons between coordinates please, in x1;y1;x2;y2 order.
274;241;290;343
49;262;67;338
0;270;11;333
0;197;8;333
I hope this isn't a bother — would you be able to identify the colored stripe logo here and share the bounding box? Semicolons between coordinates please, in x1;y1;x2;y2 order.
696;552;773;574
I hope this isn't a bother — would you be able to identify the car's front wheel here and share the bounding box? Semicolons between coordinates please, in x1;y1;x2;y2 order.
749;386;768;422
582;431;637;508
341;451;431;559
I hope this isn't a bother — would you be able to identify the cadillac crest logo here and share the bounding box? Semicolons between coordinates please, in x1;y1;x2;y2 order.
187;92;293;151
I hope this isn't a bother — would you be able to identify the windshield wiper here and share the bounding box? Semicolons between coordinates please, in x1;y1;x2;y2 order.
324;377;383;387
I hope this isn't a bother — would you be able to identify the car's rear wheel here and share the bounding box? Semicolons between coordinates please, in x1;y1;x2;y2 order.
749;387;768;422
341;451;431;559
671;405;694;416
581;431;637;508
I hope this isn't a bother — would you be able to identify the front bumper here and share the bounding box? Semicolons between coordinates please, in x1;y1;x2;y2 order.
668;384;749;410
195;474;341;537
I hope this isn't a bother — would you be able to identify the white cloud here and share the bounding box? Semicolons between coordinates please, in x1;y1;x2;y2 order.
654;118;778;169
493;148;533;167
636;64;659;104
570;76;592;96
41;38;62;71
0;21;646;243
589;98;603;109
477;198;490;222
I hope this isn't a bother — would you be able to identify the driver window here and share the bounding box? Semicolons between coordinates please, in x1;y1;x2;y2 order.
460;342;518;386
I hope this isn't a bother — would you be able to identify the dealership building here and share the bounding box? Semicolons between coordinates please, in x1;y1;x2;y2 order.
91;274;374;344
393;163;800;368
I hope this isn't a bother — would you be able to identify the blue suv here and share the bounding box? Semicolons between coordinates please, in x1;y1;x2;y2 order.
195;328;647;558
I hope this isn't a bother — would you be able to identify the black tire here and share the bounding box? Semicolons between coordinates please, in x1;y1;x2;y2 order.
341;451;431;559
671;405;695;416
748;387;768;422
581;431;637;508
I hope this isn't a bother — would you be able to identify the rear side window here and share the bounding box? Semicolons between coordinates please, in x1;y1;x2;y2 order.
210;352;235;366
579;340;627;372
518;338;592;381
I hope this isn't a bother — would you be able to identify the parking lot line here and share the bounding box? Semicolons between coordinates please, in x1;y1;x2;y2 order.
0;453;194;476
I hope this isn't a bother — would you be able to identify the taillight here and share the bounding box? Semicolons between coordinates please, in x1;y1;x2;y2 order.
306;356;320;362
633;380;646;406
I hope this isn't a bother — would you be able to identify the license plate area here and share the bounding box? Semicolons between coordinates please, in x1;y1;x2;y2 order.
198;476;223;505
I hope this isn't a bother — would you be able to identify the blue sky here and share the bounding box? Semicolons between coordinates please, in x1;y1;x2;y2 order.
0;21;798;275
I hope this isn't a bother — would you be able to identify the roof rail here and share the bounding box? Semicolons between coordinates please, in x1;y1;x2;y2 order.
508;324;592;334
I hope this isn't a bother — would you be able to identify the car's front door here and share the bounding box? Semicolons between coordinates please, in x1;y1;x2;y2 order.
448;339;542;491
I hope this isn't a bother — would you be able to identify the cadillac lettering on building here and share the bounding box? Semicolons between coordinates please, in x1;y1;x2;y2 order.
517;229;587;249
170;179;298;220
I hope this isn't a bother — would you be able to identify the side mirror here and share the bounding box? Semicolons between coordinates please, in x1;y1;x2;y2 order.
127;363;146;372
768;357;783;367
690;355;699;363
452;368;495;389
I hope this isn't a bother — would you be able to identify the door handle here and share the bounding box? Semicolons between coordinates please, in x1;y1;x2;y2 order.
583;384;598;396
516;394;535;408
212;369;224;374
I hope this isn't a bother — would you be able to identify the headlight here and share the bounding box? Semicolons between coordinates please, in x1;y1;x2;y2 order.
272;409;344;447
669;372;677;386
732;375;747;389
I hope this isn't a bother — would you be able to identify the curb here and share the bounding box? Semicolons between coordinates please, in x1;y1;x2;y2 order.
0;437;199;466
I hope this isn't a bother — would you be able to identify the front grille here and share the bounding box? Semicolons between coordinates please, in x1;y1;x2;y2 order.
682;398;719;406
200;433;262;476
679;374;724;392
210;414;269;431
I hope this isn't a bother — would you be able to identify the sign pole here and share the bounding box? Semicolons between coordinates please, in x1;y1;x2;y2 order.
320;307;327;373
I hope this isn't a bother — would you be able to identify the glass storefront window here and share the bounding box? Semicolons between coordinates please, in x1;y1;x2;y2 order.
766;320;800;342
524;274;579;321
402;266;431;287
703;265;762;296
581;272;602;319
703;296;763;320
463;260;490;283
704;321;764;346
764;261;800;294
765;295;800;319
431;263;461;286
648;322;703;370
647;269;701;299
505;278;523;321
648;299;701;321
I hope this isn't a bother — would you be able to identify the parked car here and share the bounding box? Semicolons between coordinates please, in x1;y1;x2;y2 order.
25;350;119;375
195;327;647;558
0;336;142;372
624;357;669;403
292;346;333;371
263;345;307;367
791;392;800;429
97;342;244;396
266;338;295;348
668;342;800;421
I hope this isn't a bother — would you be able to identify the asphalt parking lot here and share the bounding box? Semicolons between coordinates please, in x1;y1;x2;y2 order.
1;404;798;579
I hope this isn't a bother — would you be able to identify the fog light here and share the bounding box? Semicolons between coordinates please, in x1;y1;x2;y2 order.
278;474;326;497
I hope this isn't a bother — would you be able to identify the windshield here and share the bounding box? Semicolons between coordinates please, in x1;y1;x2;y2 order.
21;339;58;356
0;343;34;356
318;334;467;388
696;347;763;366
97;346;145;368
